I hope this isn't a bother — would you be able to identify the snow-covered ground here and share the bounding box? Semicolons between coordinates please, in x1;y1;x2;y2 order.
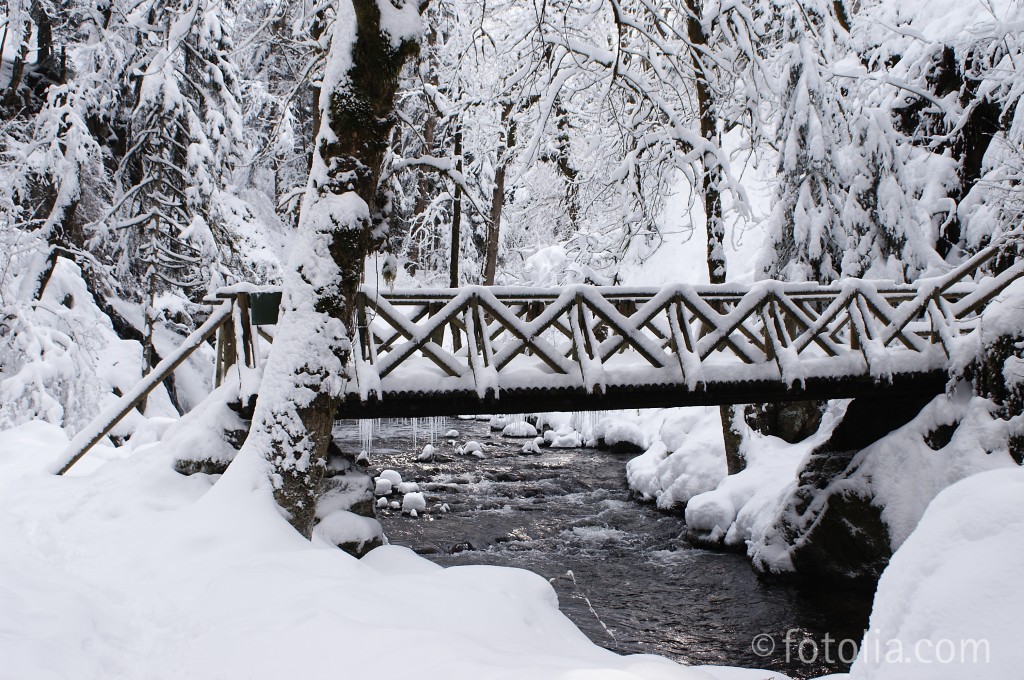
847;466;1024;680
0;421;791;680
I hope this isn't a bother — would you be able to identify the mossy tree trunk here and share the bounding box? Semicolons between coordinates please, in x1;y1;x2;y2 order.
245;1;422;539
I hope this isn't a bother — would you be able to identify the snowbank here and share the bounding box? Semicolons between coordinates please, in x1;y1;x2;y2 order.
625;407;727;511
848;466;1024;680
750;392;1018;574
0;421;747;680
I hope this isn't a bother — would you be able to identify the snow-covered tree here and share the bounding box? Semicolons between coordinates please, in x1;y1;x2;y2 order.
759;0;850;283
240;0;423;536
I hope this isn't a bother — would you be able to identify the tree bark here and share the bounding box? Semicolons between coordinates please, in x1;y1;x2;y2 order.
684;0;725;286
483;103;515;285
449;123;463;288
244;0;422;539
483;166;505;285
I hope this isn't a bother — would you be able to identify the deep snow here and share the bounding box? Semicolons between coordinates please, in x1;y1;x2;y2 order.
0;421;788;680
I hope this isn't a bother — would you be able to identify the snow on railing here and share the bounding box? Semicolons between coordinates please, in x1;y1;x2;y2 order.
191;235;1020;417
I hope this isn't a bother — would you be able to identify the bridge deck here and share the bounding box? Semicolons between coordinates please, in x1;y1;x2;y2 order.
338;370;951;418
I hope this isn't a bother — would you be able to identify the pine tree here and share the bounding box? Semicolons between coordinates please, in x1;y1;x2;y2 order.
760;0;849;283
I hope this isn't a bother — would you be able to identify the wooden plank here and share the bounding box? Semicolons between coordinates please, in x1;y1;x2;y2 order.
667;299;703;388
53;303;233;475
372;296;465;378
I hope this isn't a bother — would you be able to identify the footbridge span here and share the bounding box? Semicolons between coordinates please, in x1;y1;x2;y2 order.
55;239;1023;474
213;244;1023;419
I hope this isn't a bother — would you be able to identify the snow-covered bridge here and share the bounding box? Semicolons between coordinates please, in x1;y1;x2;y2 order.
55;241;1023;474
212;245;1023;419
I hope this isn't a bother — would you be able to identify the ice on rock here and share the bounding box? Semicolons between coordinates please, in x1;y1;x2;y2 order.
379;469;403;486
439;503;450;513
546;426;583;448
389;501;400;510
417;444;435;462
503;421;538;438
444;429;459;438
356;450;369;465
402;492;427;514
397;481;420;494
521;439;542;454
376;496;389;509
458;440;482;455
489;416;508;431
409;509;418;518
374;478;393;496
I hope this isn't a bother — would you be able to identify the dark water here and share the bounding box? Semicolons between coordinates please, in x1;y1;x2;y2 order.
334;416;872;679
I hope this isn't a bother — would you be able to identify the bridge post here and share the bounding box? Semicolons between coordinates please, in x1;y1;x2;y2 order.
215;300;237;388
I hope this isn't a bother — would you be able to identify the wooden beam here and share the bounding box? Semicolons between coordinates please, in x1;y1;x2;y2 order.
53;303;233;475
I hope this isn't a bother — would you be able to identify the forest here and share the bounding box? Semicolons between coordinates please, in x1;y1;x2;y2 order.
1;1;1023;679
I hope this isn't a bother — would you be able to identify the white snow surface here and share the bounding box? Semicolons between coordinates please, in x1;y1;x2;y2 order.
502;420;538;438
624;408;728;510
0;422;745;680
848;466;1024;680
313;509;382;550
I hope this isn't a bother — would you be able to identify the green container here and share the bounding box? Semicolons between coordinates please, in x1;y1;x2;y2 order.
248;291;283;326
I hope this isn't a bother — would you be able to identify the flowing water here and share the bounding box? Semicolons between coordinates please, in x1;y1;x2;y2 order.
333;416;873;679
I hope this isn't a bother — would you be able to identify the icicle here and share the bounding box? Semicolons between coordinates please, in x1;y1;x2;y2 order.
359;418;375;460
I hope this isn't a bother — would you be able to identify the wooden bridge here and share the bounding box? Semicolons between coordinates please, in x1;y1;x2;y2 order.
213;243;1022;418
55;239;1022;474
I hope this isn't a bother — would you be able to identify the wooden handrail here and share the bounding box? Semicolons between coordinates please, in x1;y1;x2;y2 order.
53;303;233;476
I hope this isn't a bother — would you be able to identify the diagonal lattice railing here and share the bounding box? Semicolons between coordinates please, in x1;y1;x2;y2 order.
323;242;1022;416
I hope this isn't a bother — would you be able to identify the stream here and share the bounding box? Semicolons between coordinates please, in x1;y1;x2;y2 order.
333;415;873;680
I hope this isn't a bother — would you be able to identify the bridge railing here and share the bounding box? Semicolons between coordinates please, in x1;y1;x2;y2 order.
204;237;1022;413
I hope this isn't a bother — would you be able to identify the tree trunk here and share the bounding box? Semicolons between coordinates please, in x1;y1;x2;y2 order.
483;165;504;285
483;103;515;285
3;19;31;110
242;0;422;539
449;124;463;289
407;110;436;275
684;0;725;286
684;0;738;471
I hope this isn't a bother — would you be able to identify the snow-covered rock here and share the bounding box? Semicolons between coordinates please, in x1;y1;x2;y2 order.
750;392;1017;580
599;420;647;453
402;492;427;514
313;510;383;554
503;421;538;438
522;438;543;455
397;481;420;494
378;469;403;486
545;427;584;448
848;466;1024;680
458;440;482;455
626;408;727;511
374;478;394;496
444;429;459;438
417;444;435;461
